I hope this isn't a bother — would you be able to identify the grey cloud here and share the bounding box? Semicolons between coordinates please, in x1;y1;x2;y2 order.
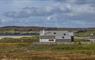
74;0;95;5
4;11;17;18
54;0;95;5
4;0;95;20
4;5;73;18
4;7;53;18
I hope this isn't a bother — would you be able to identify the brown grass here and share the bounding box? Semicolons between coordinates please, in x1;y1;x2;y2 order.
0;51;95;60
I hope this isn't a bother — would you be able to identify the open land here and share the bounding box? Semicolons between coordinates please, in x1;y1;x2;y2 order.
0;26;95;60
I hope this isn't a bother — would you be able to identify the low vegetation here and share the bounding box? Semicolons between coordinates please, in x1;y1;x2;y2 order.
0;36;39;43
0;28;95;59
0;43;95;60
75;30;95;37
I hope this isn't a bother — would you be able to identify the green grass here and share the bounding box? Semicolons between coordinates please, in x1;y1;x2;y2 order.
0;41;95;60
0;36;39;43
75;30;95;37
0;35;95;60
31;43;95;54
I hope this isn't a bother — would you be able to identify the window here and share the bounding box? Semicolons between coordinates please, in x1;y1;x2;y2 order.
49;39;54;41
64;33;66;35
54;32;56;34
62;36;64;39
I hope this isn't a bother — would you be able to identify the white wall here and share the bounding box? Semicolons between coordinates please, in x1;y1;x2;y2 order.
90;39;95;42
40;39;56;42
40;31;74;36
40;30;74;42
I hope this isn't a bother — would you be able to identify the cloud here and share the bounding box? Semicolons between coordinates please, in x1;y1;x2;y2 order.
1;0;95;27
4;0;95;18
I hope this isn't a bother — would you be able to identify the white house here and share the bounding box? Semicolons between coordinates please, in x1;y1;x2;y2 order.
89;36;95;42
88;34;95;42
39;30;74;42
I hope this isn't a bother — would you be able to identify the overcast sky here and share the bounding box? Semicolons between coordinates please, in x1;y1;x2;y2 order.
0;0;95;28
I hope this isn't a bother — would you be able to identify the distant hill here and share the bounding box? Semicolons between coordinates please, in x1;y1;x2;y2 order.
0;26;95;31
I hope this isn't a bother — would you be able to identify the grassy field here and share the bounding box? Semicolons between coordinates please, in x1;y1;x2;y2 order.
0;30;95;60
75;30;95;37
1;51;95;60
0;42;95;60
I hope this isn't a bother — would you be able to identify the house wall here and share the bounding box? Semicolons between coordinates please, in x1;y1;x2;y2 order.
40;31;68;36
55;35;71;39
40;31;74;39
40;39;56;42
56;39;71;42
89;39;95;42
40;30;74;42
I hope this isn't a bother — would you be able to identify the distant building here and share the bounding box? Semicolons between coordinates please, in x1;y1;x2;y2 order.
89;36;95;42
39;30;74;42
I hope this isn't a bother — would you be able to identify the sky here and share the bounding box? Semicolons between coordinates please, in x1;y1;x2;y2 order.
0;0;95;28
